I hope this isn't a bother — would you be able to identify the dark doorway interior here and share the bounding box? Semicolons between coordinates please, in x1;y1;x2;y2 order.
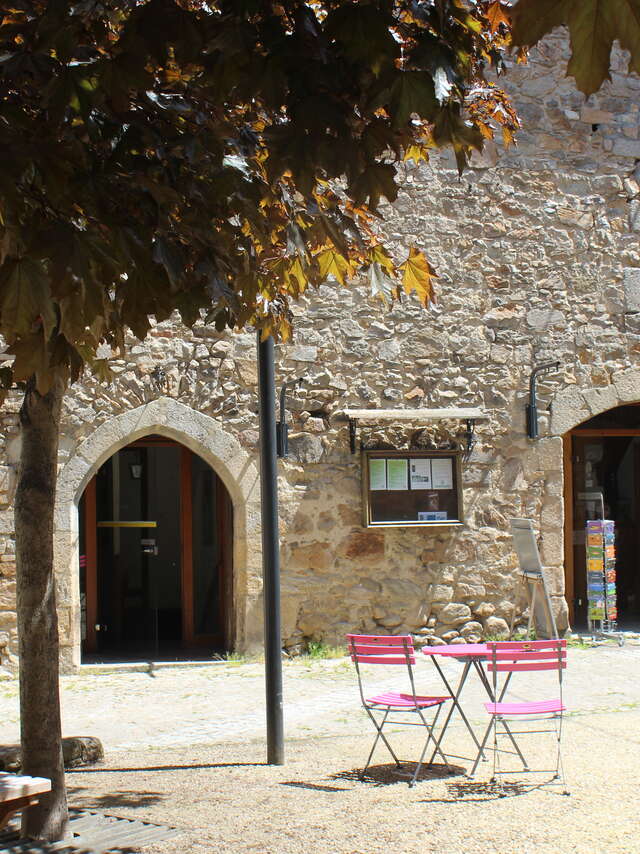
570;406;640;628
79;436;233;662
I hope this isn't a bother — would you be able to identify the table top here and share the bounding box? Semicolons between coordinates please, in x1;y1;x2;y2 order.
421;642;489;658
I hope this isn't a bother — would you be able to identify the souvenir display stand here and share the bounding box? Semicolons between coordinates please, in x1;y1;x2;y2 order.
586;519;624;645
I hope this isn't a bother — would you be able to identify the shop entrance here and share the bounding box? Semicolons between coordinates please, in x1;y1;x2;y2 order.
78;436;233;661
565;404;640;628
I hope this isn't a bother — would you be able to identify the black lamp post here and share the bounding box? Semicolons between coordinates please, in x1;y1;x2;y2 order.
256;331;284;765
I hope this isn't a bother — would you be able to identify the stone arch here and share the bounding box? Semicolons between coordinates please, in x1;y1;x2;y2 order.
546;369;640;629
54;397;262;670
550;368;640;436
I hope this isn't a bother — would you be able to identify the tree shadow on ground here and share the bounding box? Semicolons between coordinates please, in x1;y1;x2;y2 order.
331;761;465;787
67;786;166;810
280;781;350;793
67;761;264;775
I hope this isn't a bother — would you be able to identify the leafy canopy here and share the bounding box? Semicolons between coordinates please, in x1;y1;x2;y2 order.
0;0;518;395
512;0;640;95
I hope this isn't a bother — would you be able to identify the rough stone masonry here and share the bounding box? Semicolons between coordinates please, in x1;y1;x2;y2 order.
2;33;640;672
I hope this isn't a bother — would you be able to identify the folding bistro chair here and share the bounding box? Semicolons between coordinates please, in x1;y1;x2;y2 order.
470;639;568;794
347;634;451;786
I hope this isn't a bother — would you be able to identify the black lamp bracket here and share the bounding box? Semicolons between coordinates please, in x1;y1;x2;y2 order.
526;361;560;440
463;419;476;461
277;376;305;457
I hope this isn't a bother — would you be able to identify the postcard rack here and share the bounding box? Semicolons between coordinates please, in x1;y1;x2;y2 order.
585;519;624;646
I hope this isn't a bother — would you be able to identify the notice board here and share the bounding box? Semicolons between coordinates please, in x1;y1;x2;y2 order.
362;449;463;528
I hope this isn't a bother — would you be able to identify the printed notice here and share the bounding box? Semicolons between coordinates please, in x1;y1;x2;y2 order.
386;458;408;491
418;511;448;522
369;458;387;491
410;458;432;489
431;457;453;490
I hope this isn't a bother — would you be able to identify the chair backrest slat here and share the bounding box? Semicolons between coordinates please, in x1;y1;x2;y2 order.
347;634;410;646
351;642;413;657
491;650;566;662
352;654;414;666
491;661;567;672
347;633;414;666
486;639;566;673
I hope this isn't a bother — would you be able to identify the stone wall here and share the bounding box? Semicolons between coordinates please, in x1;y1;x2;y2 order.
3;33;640;672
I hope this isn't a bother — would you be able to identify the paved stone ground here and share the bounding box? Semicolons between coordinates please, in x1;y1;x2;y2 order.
1;637;639;853
1;637;639;752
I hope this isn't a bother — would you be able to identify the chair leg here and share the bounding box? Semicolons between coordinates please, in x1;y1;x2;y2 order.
554;716;569;796
492;715;506;796
361;708;401;779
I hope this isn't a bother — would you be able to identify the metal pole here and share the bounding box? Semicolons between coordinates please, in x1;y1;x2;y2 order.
256;330;284;764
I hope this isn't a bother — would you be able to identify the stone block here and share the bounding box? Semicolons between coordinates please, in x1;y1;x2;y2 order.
613;137;640;158
337;531;385;562
612;369;640;403
288;434;323;464
483;615;509;639
582;385;619;416
430;584;454;603
550;385;587;435
280;595;300;639
290;345;318;362
526;308;565;330
623;268;640;311
376;613;404;628
580;107;614;124
376;339;401;362
235;358;258;387
288;542;333;572
557;208;593;230
437;603;472;626
460;620;483;639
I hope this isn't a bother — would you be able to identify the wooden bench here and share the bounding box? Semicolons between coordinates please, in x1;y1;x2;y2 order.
0;773;51;830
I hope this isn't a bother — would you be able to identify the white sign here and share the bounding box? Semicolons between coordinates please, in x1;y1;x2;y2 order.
410;458;432;489
386;458;408;491
369;458;387;490
431;458;453;490
418;511;447;522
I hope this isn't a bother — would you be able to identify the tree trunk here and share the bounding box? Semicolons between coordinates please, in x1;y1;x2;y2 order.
14;378;68;841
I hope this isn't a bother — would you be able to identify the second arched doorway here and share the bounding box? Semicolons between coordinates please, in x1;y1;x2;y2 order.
564;403;640;628
79;435;233;661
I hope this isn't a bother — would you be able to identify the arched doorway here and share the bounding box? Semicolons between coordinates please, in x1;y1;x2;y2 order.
78;435;233;661
564;403;640;628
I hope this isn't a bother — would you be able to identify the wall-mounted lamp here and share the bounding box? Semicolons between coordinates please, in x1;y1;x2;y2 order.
276;376;305;457
462;419;476;461
129;463;143;479
526;361;560;439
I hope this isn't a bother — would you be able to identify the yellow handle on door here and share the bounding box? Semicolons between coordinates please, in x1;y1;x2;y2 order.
96;521;158;528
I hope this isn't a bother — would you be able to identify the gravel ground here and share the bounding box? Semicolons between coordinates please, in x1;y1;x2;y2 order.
1;639;639;853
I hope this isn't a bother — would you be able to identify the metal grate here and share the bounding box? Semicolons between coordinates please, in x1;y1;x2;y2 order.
0;809;182;853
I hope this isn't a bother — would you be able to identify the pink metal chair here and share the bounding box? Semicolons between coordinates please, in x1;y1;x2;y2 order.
347;634;451;786
469;639;568;794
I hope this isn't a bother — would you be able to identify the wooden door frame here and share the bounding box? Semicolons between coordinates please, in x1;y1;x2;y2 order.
81;438;233;656
83;477;98;653
563;434;574;625
180;445;195;646
564;427;640;625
